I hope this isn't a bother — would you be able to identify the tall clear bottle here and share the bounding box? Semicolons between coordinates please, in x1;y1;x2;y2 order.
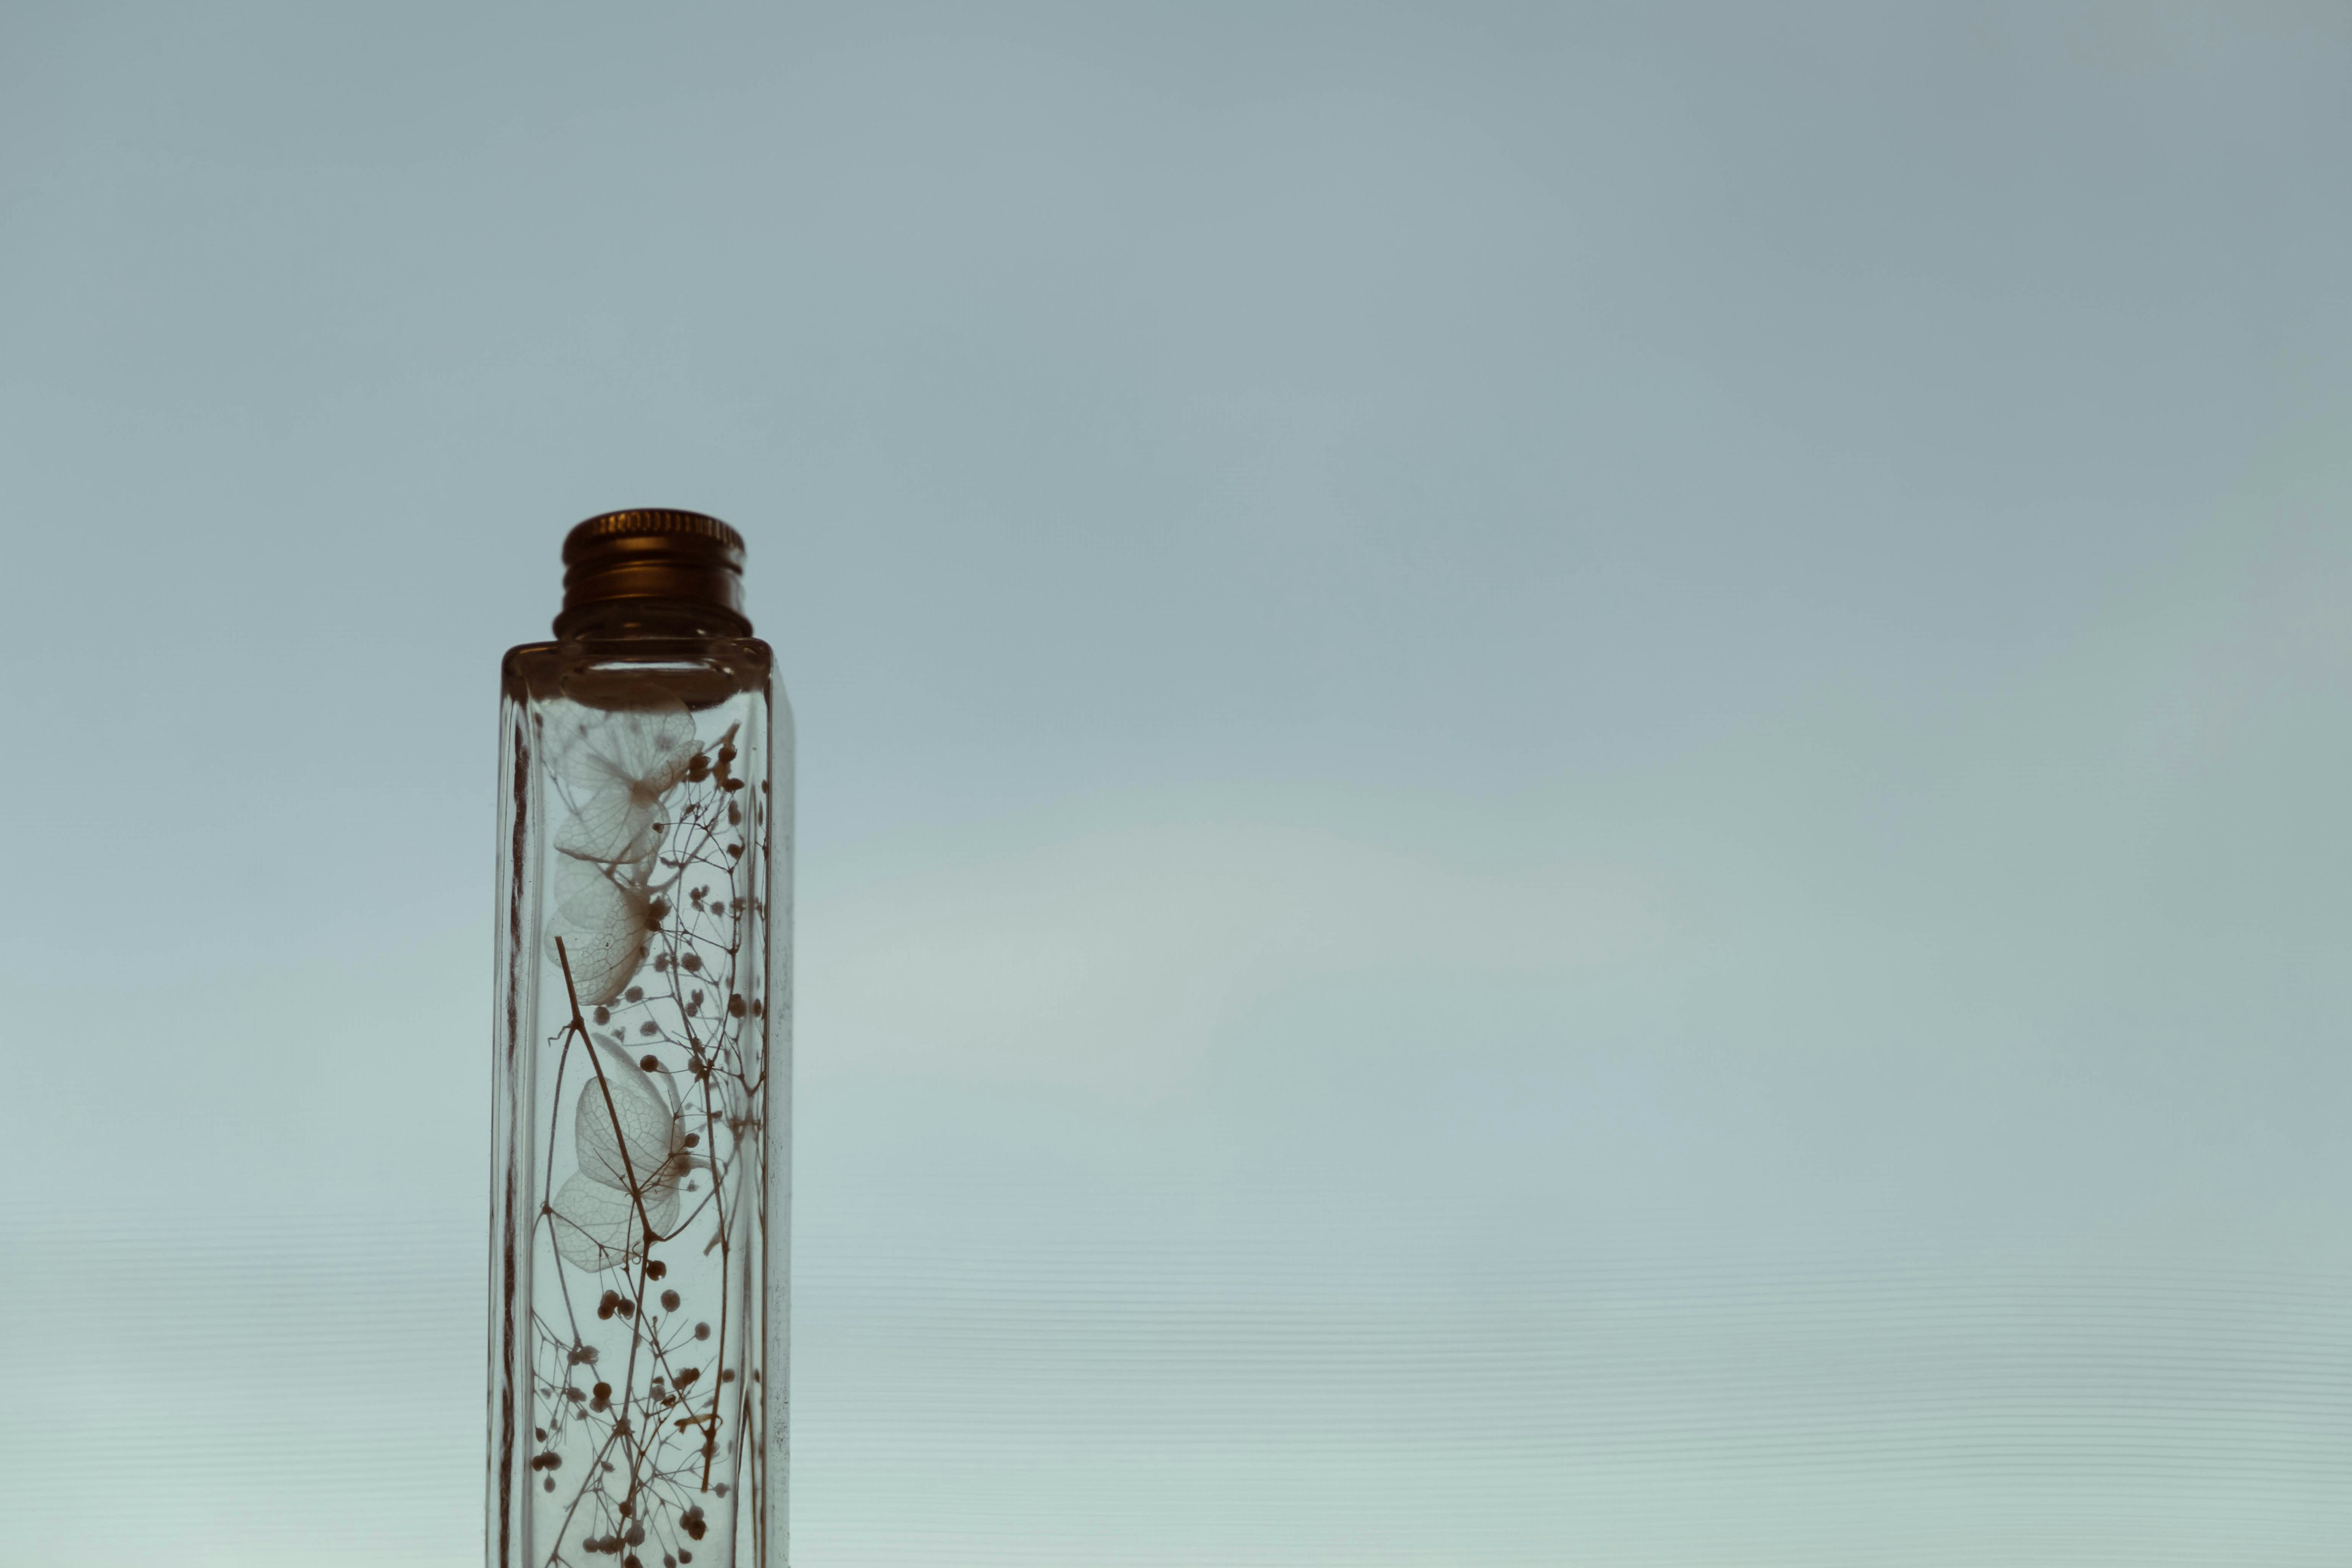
490;511;791;1568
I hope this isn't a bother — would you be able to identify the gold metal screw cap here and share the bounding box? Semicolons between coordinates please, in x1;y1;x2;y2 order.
555;508;750;637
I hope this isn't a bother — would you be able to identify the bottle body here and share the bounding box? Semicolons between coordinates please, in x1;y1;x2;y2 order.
491;634;791;1568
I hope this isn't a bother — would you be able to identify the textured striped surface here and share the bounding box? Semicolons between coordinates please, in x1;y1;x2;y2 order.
791;1213;2352;1564
6;1205;2346;1566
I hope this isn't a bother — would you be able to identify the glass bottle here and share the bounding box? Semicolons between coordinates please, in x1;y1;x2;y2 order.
489;511;791;1568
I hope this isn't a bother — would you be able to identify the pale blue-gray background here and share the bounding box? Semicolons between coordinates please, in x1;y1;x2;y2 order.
2;2;2349;1563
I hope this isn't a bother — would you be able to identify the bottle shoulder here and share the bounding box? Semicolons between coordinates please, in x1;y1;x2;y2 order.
502;636;777;710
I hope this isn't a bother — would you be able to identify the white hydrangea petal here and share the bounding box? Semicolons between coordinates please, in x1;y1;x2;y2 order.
546;699;698;863
602;703;699;786
639;1177;681;1237
589;1031;681;1123
549;1174;636;1270
555;791;666;866
548;696;695;791
546;857;654;1007
575;1073;677;1194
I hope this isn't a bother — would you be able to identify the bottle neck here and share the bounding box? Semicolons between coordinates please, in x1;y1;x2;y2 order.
554;598;752;642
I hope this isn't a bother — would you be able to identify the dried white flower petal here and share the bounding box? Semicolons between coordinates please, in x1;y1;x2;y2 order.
575;1061;677;1193
548;1172;681;1270
548;1038;693;1272
546;697;699;864
546;856;659;1007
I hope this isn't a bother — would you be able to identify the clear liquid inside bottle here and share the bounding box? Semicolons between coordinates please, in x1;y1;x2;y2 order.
492;628;791;1568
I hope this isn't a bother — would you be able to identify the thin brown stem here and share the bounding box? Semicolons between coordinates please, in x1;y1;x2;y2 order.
555;937;662;1255
556;935;668;1544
